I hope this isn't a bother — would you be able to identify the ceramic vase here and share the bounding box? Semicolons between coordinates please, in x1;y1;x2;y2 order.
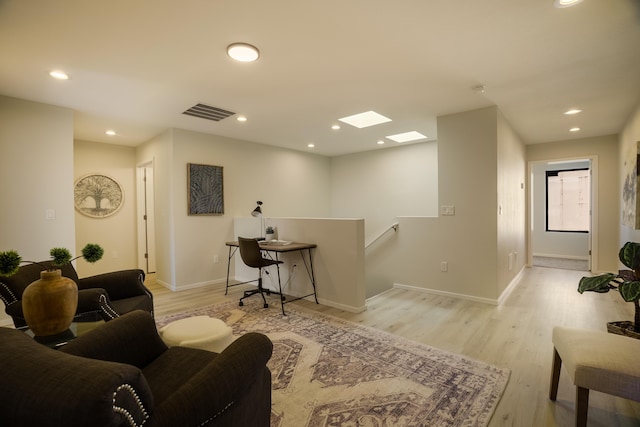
22;270;78;336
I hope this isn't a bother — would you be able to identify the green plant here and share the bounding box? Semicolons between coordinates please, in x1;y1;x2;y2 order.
0;244;104;277
578;241;640;331
265;226;275;234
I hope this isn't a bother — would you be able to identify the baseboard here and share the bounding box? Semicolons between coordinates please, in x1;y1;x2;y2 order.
497;266;526;306
533;253;589;261
315;297;367;313
392;283;499;306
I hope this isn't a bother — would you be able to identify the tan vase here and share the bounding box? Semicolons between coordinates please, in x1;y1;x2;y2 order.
22;269;78;337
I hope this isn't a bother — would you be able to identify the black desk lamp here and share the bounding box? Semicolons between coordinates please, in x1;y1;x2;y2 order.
251;201;265;240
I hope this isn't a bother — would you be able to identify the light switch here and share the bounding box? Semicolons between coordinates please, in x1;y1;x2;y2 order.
440;205;455;216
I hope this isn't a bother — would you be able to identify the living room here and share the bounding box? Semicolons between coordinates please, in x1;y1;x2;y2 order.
1;1;640;425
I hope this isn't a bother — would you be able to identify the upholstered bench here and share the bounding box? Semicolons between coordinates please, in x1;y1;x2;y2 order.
159;315;234;353
549;326;640;427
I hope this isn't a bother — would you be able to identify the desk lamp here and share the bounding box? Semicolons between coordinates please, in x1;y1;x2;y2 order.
251;201;265;240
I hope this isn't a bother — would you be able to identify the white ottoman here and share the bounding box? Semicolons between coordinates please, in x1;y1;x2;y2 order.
159;315;234;353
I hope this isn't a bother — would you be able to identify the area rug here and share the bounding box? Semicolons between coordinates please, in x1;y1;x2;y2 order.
156;300;510;427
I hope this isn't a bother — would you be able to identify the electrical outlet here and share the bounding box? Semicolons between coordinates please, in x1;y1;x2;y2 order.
213;255;219;263
440;261;448;272
440;205;455;216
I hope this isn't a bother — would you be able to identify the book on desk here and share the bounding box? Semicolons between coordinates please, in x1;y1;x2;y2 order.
259;240;292;246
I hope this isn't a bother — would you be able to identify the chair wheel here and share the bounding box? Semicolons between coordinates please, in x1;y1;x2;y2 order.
239;301;244;307
281;296;286;301
266;290;271;295
264;303;269;308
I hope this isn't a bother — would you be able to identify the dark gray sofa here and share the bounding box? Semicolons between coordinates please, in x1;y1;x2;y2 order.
0;310;273;426
0;261;153;328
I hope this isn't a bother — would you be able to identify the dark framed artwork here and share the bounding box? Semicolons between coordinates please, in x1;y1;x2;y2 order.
188;163;224;215
74;174;124;218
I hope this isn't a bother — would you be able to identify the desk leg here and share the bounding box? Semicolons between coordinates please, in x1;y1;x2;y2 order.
307;248;319;304
225;246;236;295
275;253;286;315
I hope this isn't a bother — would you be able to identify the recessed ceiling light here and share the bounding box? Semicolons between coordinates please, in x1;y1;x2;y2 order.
307;143;315;148
236;116;247;122
227;43;260;62
331;124;341;130
377;140;385;145
554;0;583;8
49;70;69;80
386;131;427;143
569;127;581;132
105;130;117;136
564;109;582;115
338;111;392;129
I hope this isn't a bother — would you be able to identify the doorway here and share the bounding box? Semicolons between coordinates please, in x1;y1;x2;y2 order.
137;161;156;274
528;157;597;272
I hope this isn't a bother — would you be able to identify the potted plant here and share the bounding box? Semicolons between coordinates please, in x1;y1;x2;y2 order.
578;241;640;336
0;244;103;336
265;226;275;241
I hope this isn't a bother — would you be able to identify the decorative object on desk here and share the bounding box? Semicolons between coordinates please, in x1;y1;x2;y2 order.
187;163;224;215
74;174;124;218
251;200;265;239
265;225;275;241
0;244;103;336
156;300;510;427
578;241;640;336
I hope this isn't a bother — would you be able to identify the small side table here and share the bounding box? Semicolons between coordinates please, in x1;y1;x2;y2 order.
159;316;234;353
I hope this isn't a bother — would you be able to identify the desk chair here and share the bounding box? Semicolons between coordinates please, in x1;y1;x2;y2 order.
237;237;284;310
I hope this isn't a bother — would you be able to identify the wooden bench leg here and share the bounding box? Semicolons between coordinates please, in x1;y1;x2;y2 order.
549;348;562;401
576;386;589;427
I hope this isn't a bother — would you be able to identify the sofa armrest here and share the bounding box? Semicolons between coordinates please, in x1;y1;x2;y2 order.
151;332;273;427
77;269;149;300
0;328;154;427
62;310;168;369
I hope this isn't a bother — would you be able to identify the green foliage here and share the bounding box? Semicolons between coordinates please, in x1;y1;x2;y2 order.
0;244;103;276
0;250;22;277
81;243;104;263
50;247;72;267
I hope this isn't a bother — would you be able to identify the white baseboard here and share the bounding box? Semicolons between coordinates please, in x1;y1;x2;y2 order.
497;266;526;306
533;253;589;261
392;283;499;306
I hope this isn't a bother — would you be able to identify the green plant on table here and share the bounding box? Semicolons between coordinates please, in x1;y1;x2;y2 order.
0;244;104;277
578;241;640;332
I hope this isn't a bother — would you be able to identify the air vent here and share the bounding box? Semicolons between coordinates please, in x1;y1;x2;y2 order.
182;103;235;122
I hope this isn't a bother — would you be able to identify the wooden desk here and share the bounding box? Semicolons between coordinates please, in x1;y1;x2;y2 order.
225;241;318;314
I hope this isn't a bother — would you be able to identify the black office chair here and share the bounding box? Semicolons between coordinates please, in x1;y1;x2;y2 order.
237;237;284;309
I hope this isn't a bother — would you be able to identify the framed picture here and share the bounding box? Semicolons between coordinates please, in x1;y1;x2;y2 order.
74;174;124;218
188;163;224;215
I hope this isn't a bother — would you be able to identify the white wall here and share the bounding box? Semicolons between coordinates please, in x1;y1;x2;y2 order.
0;95;75;325
74;140;138;277
530;160;590;260
527;135;619;272
138;128;332;290
330;141;438;297
620;103;640;247
497;110;527;295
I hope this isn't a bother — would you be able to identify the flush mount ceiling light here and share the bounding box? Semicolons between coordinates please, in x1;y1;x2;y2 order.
227;43;260;62
49;70;69;80
554;0;584;8
338;111;392;129
307;143;315;148
331;124;341;130
105;130;117;136
570;127;581;132
386;131;427;143
236;116;247;122
564;109;582;115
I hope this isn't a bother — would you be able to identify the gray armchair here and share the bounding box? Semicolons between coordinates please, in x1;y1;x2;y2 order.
0;261;153;328
0;310;273;426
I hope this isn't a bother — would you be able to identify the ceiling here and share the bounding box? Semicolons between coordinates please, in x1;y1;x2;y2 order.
1;0;639;157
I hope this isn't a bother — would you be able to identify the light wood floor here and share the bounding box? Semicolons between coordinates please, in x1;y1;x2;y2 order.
147;266;640;427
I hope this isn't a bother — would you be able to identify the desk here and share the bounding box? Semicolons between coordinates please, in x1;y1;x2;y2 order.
225;241;318;314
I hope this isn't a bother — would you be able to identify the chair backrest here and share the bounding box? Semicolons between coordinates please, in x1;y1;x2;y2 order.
238;237;269;269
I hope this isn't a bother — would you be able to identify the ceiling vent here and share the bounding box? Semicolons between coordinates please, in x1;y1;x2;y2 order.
182;103;235;122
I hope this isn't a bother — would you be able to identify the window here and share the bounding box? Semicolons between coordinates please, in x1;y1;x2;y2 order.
546;168;590;232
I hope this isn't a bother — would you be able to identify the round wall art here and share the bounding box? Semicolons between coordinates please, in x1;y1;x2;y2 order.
74;174;124;218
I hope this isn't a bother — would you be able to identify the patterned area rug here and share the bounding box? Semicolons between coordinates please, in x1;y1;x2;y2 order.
156;300;510;427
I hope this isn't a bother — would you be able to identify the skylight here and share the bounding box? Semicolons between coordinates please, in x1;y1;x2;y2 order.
338;111;392;128
386;131;427;143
